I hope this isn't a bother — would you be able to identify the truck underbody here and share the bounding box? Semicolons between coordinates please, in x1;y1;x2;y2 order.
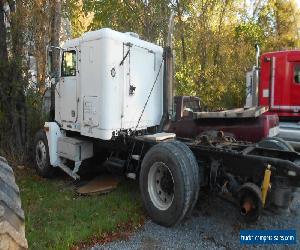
35;122;300;226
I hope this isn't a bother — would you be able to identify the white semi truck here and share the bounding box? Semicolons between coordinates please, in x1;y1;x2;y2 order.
34;28;300;227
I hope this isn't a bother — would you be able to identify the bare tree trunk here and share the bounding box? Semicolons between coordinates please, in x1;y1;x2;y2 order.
213;0;229;66
50;0;61;76
0;0;8;61
10;2;27;154
50;0;61;121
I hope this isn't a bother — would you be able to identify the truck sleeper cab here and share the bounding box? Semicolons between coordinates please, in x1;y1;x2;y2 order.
55;28;164;141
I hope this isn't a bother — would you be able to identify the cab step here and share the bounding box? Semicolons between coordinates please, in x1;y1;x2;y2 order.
58;163;80;180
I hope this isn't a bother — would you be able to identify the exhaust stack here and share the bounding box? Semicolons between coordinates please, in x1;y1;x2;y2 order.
245;44;260;108
164;12;175;119
255;44;260;68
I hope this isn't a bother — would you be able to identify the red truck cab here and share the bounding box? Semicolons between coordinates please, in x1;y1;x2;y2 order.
259;50;300;118
252;50;300;149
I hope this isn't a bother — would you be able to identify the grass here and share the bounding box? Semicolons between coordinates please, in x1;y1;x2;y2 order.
15;167;144;250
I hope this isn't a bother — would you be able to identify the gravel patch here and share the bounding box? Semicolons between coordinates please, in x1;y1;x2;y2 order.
92;191;300;250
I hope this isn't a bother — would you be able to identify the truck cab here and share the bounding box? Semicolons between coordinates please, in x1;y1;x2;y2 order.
246;50;300;149
259;50;300;118
55;28;164;140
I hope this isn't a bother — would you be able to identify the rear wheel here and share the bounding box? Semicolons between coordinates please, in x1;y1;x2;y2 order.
139;141;197;227
172;141;200;217
147;162;174;211
0;157;28;249
34;130;55;177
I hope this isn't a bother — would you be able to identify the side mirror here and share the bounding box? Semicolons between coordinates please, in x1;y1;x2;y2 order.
46;47;53;77
46;45;62;79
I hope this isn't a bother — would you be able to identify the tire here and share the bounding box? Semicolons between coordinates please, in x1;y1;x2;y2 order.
139;141;195;227
0;157;28;249
33;130;55;177
258;137;295;152
172;141;200;218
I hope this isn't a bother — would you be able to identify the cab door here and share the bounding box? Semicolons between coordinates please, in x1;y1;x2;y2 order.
60;49;78;123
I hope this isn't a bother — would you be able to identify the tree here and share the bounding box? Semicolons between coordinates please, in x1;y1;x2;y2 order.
49;0;61;120
257;0;300;50
1;0;300;159
82;0;171;44
0;0;57;158
0;0;28;155
64;0;93;38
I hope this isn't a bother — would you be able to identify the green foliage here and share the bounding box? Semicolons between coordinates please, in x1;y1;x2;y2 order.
175;0;300;109
172;1;248;109
62;0;300;110
0;58;45;162
258;0;300;50
64;0;93;38
175;64;198;97
0;59;27;157
1;0;300;158
82;0;170;43
26;88;48;147
235;22;264;45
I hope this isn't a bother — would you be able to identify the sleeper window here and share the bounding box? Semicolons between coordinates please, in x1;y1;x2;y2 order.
294;64;300;84
61;50;76;77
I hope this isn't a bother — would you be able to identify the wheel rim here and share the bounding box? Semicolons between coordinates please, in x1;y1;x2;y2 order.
35;140;47;169
148;162;174;211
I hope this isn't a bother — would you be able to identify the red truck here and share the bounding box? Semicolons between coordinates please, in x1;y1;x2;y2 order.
246;48;300;150
167;96;279;144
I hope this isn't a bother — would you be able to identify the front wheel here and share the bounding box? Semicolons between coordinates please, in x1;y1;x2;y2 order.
33;130;55;177
139;141;198;227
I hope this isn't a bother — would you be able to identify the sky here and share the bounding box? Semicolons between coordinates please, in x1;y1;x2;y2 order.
297;0;300;8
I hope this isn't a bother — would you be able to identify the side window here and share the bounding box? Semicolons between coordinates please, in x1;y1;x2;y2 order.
61;50;76;77
173;101;177;118
294;64;300;84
